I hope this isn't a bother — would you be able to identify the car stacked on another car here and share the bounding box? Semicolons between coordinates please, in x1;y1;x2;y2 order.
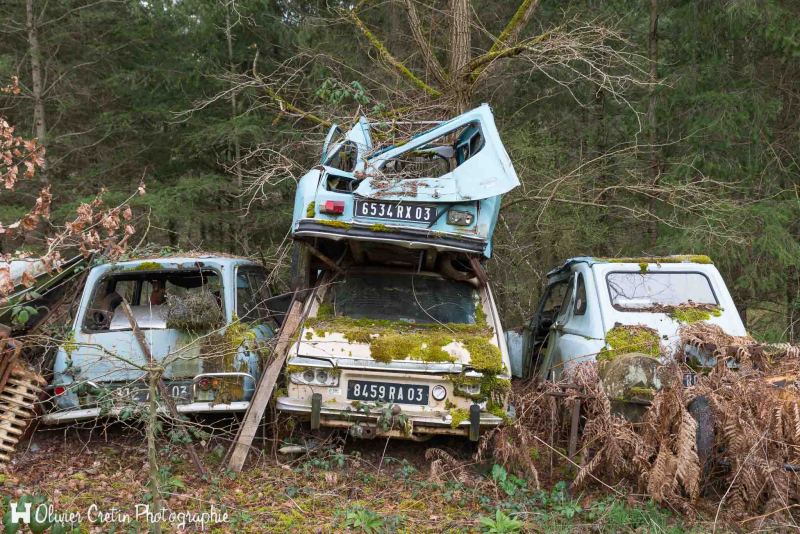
280;105;520;440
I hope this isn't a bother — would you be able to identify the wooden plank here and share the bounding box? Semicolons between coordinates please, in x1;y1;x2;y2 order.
226;296;306;472
567;399;582;460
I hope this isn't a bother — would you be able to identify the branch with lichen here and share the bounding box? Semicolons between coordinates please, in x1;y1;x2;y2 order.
468;28;557;79
346;9;443;98
399;0;449;87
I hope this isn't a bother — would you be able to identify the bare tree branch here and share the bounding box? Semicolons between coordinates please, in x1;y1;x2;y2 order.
399;0;449;87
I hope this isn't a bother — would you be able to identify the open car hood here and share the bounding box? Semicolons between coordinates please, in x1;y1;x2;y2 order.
354;104;519;202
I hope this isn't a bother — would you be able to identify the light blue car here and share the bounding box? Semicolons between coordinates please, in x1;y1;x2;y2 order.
292;104;519;258
43;256;276;424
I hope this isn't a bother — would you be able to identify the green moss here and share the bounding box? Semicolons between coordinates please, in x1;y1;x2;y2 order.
369;224;392;232
463;337;503;374
305;331;313;340
316;302;335;319
444;399;456;410
225;317;256;350
449;408;469;428
601;255;713;265
627;386;655;400
669;305;722;324
130;260;164;271
317;220;352;229
487;400;511;423
639;262;648;273
448;373;510;403
475;302;487;326
597;324;660;361
370;332;455;363
306;201;315;218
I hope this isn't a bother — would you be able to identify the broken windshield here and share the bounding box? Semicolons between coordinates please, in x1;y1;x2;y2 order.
324;272;478;325
606;272;717;311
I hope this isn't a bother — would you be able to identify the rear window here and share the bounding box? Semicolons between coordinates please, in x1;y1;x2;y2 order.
606;271;717;311
83;269;222;331
324;272;478;325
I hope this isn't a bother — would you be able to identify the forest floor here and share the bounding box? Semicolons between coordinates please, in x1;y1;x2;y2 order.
1;421;722;533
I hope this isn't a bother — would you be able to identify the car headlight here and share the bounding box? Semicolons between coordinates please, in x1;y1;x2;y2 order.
290;366;339;387
431;385;447;401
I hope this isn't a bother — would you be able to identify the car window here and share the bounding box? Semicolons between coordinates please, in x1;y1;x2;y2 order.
556;275;575;321
606;271;717;310
541;281;569;315
236;267;272;323
574;273;587;315
325;272;478;325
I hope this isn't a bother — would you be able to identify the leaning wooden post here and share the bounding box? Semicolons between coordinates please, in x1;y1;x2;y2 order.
119;300;207;476
225;295;306;472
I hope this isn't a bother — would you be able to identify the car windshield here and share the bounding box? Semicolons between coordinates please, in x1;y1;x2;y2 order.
607;272;717;310
324;272;478;324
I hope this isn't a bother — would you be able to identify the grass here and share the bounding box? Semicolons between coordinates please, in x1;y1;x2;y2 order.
2;428;713;533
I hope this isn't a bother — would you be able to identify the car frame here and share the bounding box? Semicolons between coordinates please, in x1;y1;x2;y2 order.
291;104;519;259
43;255;276;424
276;264;512;440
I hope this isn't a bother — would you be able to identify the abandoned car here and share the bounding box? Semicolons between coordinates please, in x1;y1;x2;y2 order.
518;255;747;385
277;247;512;440
43;256;275;423
292;103;520;259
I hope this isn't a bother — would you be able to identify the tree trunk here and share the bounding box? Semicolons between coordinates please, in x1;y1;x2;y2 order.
646;0;659;245
225;2;246;249
26;0;46;176
448;0;471;112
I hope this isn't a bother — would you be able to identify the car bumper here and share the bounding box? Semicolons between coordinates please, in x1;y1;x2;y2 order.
276;396;503;437
294;220;486;255
41;401;251;425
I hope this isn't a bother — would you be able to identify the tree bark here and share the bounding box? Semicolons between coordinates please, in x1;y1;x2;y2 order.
646;0;659;245
448;0;471;112
26;0;46;175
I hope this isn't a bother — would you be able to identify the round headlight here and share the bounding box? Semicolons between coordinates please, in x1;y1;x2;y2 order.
316;369;329;383
302;369;315;383
431;385;447;401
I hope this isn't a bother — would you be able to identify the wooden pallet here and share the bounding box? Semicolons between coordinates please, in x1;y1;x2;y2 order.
0;363;45;466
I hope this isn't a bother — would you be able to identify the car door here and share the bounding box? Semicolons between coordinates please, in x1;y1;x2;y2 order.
523;278;570;378
321;117;372;172
354;104;519;202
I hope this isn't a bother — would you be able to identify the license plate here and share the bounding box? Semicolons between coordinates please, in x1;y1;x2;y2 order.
347;380;429;405
113;381;192;404
355;200;436;223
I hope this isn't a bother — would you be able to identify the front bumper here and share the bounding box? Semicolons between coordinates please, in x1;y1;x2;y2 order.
41;401;251;425
294;220;486;255
276;396;503;437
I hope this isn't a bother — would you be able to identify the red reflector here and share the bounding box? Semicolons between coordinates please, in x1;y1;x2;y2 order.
321;200;345;215
197;378;210;391
54;386;66;396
